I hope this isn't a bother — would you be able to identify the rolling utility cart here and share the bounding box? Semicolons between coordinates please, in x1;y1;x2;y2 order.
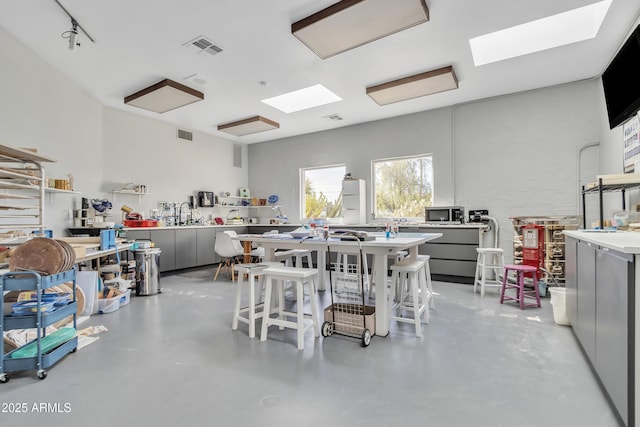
322;235;373;347
1;269;78;382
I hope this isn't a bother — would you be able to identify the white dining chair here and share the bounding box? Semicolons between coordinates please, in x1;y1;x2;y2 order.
214;231;244;282
225;229;265;262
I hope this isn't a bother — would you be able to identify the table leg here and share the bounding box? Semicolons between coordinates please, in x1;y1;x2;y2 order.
243;241;252;264
316;249;327;291
372;253;389;336
408;245;418;260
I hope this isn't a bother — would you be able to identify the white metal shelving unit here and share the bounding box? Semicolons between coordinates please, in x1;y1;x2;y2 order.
0;144;57;238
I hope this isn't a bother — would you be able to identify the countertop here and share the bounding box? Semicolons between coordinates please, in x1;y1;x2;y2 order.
358;223;488;229
119;222;488;231
564;230;640;254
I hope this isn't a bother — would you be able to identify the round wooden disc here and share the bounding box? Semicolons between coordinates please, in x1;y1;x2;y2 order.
56;282;84;317
55;239;76;272
75;285;85;317
9;237;65;275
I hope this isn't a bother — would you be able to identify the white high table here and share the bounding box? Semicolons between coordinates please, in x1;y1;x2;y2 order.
245;232;442;337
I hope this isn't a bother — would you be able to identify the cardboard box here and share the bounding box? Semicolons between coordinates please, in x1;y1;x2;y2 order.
324;304;375;336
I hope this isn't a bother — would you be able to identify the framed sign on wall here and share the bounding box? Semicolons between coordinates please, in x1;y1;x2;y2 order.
623;113;640;173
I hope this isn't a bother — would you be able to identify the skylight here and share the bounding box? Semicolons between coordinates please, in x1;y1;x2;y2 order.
261;84;342;113
469;0;612;66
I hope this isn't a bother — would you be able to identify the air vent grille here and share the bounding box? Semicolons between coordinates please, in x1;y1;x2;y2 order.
183;35;223;56
323;114;343;121
177;128;193;142
233;144;242;168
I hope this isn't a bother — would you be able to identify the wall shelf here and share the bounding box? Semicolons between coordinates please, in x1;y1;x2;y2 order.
214;204;279;209
45;188;81;205
215;194;272;208
112;190;150;202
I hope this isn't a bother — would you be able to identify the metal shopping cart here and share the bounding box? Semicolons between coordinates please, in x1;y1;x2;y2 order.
321;233;373;347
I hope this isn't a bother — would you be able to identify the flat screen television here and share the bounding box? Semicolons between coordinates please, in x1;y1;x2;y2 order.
602;24;640;129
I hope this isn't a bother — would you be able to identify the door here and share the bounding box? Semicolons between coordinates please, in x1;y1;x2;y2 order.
595;247;632;426
196;227;216;266
175;228;197;270
152;230;175;272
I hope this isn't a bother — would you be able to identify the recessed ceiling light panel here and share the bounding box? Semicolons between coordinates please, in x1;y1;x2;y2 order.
124;79;204;113
261;84;342;113
469;0;612;66
292;0;429;59
366;66;458;106
217;116;280;137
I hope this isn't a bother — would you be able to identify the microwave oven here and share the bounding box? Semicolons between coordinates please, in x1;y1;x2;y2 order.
425;206;465;224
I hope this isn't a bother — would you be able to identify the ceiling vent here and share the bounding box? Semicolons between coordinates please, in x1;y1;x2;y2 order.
323;114;343;121
183;73;207;86
183;35;223;56
177;128;193;142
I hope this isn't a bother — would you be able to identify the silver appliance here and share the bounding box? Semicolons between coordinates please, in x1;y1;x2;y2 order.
135;248;161;296
425;206;465;224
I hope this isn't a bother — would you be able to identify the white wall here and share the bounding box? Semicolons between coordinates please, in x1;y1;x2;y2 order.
0;26;244;236
248;81;601;260
101;108;247;222
0;27;103;236
597;16;640;221
249;107;453;223
454;80;600;251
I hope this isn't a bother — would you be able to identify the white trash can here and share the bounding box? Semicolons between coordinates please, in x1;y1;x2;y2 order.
549;287;570;326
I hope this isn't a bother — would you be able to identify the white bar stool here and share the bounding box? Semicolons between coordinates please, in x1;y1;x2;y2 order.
274;249;314;300
416;254;435;309
260;266;320;350
231;264;269;338
274;249;313;268
388;258;431;338
473;248;505;297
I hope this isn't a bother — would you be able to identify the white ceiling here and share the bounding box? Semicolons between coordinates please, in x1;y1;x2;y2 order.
1;0;639;144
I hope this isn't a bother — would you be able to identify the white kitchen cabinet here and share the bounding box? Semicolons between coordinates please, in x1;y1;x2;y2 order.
342;179;365;225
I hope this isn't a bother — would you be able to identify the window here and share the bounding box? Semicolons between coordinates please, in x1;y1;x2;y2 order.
301;165;346;220
372;154;433;219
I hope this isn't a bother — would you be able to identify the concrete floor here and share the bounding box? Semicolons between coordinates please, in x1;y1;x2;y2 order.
0;266;621;427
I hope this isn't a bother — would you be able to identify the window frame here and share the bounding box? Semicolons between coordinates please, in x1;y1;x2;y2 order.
299;163;347;221
370;153;434;221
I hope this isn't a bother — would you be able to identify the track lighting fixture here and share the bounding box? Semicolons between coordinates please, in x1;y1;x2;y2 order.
65;18;79;50
54;0;95;51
